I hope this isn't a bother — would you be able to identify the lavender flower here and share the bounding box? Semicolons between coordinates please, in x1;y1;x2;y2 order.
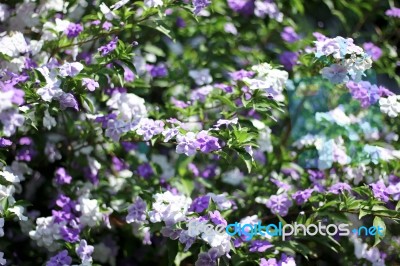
176;132;200;156
55;167;72;185
266;194;293;216
292;188;313;205
58;93;79;110
229;69;255;81
260;258;278;266
321;63;349;84
328;182;352;194
227;0;254;15
126;197;147;223
64;23;83;38
60;226;80;243
346;81;380;108
196;131;221;153
281;26;300;43
195;248;219;266
386;7;400;18
370;180;390;202
0;138;12;148
209;210;227;226
363;42;382;61
46;250;72;266
82;78;99;91
76;239;94;263
192;0;211;14
136;118;165;141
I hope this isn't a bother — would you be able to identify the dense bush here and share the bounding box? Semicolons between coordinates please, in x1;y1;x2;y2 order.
0;0;400;265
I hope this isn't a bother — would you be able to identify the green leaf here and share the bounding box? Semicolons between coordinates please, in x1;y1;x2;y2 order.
373;216;386;247
167;239;178;266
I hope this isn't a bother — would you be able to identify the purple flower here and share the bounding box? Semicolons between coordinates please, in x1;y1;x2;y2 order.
176;132;200;156
279;51;298;70
281;26;300;43
370;180;390;202
136;118;165;141
209;210;227;226
126;197;147;223
55;167;72;185
137;163;153;178
292;189;313;205
192;0;211;14
195;248;219;266
386;7;400;18
249;240;273;252
171;97;189;108
52;210;73;223
46;250;72;266
148;63;168;78
16;146;37;161
176;17;186;28
202;164;217;179
76;240;94;263
112;156;127;172
260;258;278;266
60;225;80;243
64;23;83;38
266;194;293;216
328;182;352;194
227;0;254;15
196;131;221;153
98;37;118;56
82;78;99;91
58;93;79;110
189;195;210;212
19;137;32;145
0;138;12;148
363;42;382;61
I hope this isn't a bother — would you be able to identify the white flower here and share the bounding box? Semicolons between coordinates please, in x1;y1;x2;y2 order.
379;95;400;118
0;185;15;206
243;62;288;101
29;216;62;251
207;193;232;210
78;198;103;227
0;169;20;183
257;126;273;153
0;90;13;113
59;62;84;77
189;69;213;86
144;0;163;7
0;31;28;57
148;191;192;226
8;205;28;221
36;67;63;102
100;3;119;20
106;92;147;122
221;168;244;186
0;218;4;237
43;109;57;130
0;252;5;266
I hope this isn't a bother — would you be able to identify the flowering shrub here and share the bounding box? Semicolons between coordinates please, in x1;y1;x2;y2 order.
0;0;400;265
